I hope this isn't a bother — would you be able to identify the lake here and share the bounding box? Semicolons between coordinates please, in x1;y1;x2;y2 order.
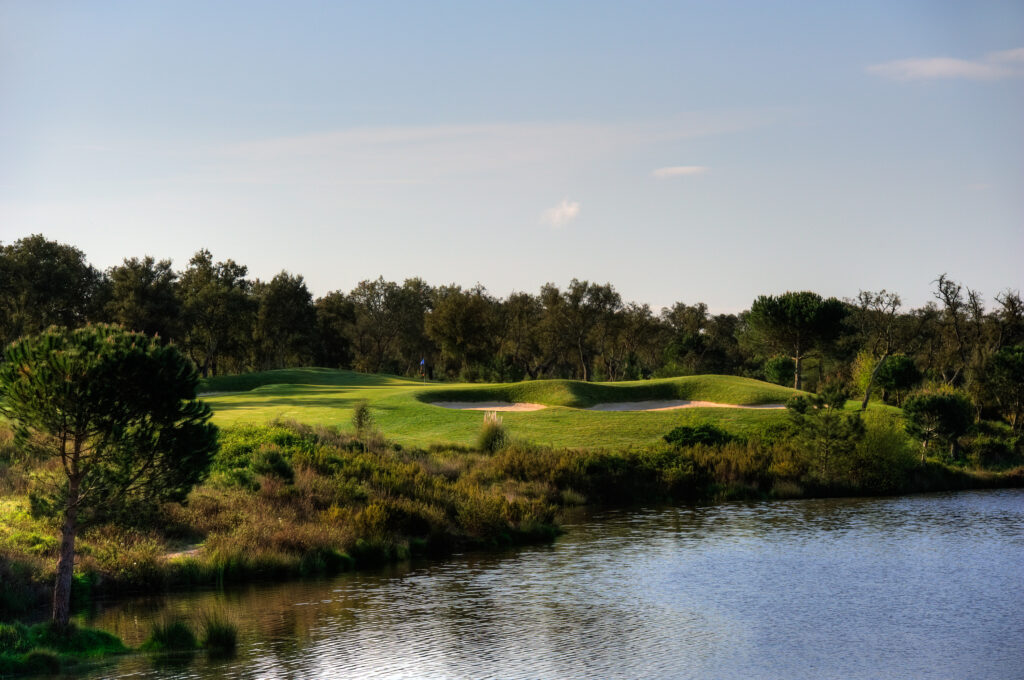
76;489;1024;679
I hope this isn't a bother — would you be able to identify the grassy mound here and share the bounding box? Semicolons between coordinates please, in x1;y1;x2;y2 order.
196;368;812;448
0;622;127;675
200;368;416;393
417;375;798;408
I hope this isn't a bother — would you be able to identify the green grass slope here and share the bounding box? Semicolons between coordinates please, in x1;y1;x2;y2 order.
198;368;821;448
417;374;797;408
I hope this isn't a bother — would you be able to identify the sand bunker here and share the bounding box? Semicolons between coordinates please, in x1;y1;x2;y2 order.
587;400;786;412
432;401;547;412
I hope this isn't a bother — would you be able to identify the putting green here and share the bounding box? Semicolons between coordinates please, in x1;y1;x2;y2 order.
198;368;818;448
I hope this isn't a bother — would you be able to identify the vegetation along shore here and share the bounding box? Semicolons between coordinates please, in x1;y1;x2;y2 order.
0;235;1022;673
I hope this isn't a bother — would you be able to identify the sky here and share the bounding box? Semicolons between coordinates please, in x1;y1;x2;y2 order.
1;0;1022;312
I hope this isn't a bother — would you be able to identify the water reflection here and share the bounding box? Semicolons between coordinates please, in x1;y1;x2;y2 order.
79;490;1024;679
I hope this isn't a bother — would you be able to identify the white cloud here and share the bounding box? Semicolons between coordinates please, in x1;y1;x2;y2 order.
200;112;775;187
867;47;1024;81
651;165;708;179
540;199;580;228
989;47;1024;63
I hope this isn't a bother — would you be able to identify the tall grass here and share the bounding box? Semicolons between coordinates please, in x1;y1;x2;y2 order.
142;619;198;651
477;411;508;453
199;611;237;656
1;415;1020;618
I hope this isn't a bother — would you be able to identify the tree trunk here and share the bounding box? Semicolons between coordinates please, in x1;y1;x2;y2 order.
793;354;802;391
578;338;588;382
52;479;79;627
860;353;890;411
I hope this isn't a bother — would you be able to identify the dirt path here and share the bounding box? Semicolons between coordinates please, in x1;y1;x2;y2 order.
164;544;203;560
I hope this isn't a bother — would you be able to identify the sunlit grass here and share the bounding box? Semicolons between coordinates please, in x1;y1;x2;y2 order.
199;368;837;448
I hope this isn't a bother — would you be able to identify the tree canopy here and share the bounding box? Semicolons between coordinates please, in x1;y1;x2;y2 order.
747;291;847;390
0;324;217;626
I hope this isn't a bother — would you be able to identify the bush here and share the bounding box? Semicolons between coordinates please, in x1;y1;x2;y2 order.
252;445;295;482
663;423;736;448
903;391;974;460
842;411;918;492
763;356;795;387
142;619;198;651
22;650;61;674
200;612;237;656
966;433;1019;469
352;401;374;438
477;412;508;453
0;622;29;654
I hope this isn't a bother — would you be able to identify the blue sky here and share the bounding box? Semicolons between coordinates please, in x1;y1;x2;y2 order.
1;1;1021;311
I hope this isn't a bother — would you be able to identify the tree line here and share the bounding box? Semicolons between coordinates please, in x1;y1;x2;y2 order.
2;234;1022;430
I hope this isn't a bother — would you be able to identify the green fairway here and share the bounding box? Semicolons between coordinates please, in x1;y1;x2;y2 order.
199;368;821;448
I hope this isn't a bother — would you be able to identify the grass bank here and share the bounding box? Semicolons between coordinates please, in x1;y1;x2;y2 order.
0;621;126;676
3;412;1020;624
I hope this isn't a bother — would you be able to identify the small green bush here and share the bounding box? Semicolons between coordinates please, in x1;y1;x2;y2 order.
142;619;198;651
22;649;61;674
252;445;294;482
663;423;736;448
352;401;374;438
26;622;125;657
200;612;237;656
0;622;30;654
763;356;795;387
477;411;508;453
966;435;1017;469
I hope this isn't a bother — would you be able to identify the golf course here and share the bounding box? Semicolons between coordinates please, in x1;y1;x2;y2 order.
199;368;812;448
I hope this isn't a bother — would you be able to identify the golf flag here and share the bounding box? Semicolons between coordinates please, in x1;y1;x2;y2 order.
420;358;425;366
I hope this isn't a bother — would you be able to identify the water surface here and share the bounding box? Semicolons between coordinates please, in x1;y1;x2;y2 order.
76;490;1024;679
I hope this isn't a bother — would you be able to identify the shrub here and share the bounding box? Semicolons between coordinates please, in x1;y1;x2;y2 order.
477;412;508;453
843;411;918;492
875;355;922;405
142;619;198;651
252;445;295;482
200;612;237;656
966;435;1018;469
0;622;29;654
352;401;374;438
763;356;795;387
663;423;736;448
903;391;974;461
22;650;61;674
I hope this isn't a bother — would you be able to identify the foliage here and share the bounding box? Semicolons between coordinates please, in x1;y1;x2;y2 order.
0;324;217;625
105;256;180;340
0;621;126;676
0;234;103;347
988;345;1024;433
315;291;356;369
351;401;374;438
253;271;317;370
176;249;255;377
4;234;1024;434
199;612;237;655
142;619;198;651
1;414;1020;619
902;390;974;461
477;412;509;453
663;423;737;448
786;381;865;483
746;291;847;389
874;355;922;405
763;356;795;387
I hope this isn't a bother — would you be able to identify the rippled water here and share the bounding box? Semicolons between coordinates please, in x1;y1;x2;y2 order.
75;490;1024;679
